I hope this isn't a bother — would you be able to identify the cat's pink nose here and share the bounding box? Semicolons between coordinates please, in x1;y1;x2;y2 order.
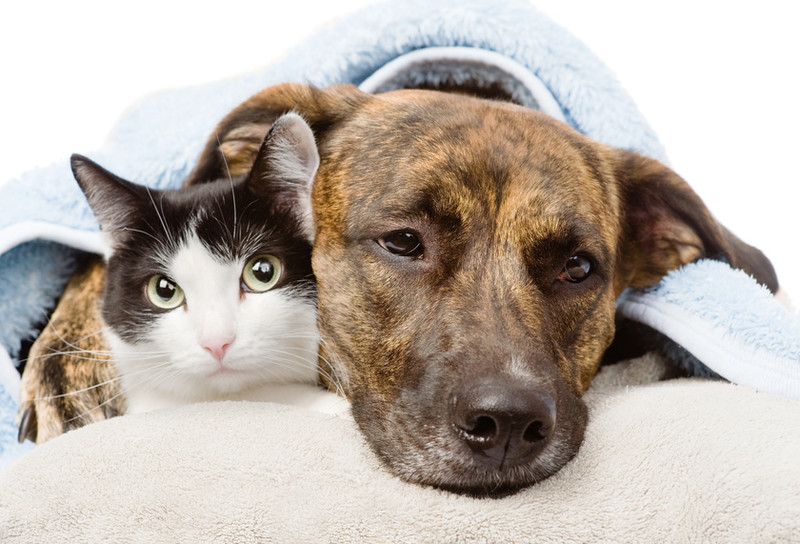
202;336;234;361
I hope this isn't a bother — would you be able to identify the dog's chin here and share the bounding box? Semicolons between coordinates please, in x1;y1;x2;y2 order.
421;437;585;499
351;388;588;498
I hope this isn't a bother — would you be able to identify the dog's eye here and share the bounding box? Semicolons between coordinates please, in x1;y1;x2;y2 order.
378;230;424;258
560;255;593;283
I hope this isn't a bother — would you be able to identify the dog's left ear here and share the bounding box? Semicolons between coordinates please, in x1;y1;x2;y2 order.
184;83;366;187
613;149;778;293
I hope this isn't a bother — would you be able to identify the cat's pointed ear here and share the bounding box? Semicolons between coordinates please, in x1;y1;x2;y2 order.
71;154;146;250
247;112;319;242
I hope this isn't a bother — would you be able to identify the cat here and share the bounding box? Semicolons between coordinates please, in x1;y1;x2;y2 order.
70;112;345;415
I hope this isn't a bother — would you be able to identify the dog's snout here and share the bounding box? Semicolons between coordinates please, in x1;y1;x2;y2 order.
450;376;555;468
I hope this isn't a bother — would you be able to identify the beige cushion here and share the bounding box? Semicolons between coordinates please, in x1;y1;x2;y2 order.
1;356;799;543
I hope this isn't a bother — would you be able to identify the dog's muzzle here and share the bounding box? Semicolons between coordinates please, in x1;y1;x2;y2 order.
450;375;555;469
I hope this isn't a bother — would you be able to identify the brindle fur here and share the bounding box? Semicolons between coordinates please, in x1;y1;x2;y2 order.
186;85;777;494
18;84;777;495
17;256;124;443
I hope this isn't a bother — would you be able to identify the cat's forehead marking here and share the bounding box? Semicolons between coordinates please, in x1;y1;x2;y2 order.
191;201;272;264
169;233;243;300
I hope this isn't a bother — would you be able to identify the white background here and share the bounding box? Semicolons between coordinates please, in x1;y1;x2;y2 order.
1;1;797;298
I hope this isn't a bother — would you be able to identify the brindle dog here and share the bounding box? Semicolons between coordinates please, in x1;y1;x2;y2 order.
18;84;777;496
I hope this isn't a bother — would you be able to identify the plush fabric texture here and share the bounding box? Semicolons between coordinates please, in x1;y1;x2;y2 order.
1;1;799;537
0;0;673;466
617;260;800;400
2;357;799;543
0;0;664;361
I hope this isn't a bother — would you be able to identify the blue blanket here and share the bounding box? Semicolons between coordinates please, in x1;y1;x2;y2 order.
1;0;798;468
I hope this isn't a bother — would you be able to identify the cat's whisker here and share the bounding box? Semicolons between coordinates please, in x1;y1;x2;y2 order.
33;374;126;402
32;356;172;403
255;352;319;373
20;344;116;367
216;131;238;244
270;333;347;396
145;187;176;249
315;348;348;398
234;200;256;241
247;331;321;342
117;361;177;398
208;209;238;259
28;351;115;365
112;351;174;359
63;383;133;427
71;325;114;345
245;347;347;399
31;346;171;364
40;320;109;353
316;368;347;399
116;226;160;244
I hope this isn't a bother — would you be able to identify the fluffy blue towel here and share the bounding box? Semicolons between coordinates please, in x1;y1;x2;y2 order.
617;260;800;399
1;0;797;468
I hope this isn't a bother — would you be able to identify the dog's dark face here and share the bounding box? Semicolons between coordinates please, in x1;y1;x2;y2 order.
311;93;621;494
189;84;777;496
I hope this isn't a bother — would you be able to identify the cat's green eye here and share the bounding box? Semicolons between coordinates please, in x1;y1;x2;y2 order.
242;254;282;293
146;275;185;310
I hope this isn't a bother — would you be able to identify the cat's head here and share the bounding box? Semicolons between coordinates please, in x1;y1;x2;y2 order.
71;113;321;408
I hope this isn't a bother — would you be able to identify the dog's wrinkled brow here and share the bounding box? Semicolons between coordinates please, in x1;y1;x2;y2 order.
356;182;467;231
517;214;611;267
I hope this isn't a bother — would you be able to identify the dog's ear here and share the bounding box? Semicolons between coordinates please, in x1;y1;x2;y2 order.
613;149;778;293
185;83;366;187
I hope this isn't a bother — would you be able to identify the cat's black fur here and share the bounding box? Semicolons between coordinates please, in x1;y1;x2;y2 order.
18;112;323;440
72;155;316;343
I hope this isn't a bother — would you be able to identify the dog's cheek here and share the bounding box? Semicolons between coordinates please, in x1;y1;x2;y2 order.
314;241;425;401
549;290;617;392
572;317;615;391
312;240;361;387
353;264;435;400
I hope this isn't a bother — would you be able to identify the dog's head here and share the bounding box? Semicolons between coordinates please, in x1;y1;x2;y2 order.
188;84;777;496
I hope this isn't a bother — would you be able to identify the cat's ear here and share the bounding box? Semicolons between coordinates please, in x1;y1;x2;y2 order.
247;112;320;242
71;154;147;250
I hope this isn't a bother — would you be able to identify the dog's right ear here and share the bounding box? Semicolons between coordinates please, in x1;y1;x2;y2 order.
613;149;778;294
185;83;366;187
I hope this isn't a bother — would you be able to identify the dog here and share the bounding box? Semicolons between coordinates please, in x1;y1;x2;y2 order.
20;83;777;496
187;84;778;495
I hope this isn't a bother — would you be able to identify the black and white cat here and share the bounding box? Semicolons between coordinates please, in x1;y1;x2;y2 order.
72;113;345;415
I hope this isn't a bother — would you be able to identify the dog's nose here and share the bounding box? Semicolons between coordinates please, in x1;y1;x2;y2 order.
450;376;555;468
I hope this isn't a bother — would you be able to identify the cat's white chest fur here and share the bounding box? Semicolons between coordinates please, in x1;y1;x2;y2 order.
108;234;333;415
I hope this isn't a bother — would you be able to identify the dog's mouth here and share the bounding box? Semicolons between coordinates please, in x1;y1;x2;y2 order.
350;368;588;498
358;46;566;121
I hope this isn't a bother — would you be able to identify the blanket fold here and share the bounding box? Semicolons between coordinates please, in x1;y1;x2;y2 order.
2;361;799;543
1;5;798;535
0;0;674;465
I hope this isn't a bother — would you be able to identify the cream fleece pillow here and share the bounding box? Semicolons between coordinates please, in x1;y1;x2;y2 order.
1;357;799;543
